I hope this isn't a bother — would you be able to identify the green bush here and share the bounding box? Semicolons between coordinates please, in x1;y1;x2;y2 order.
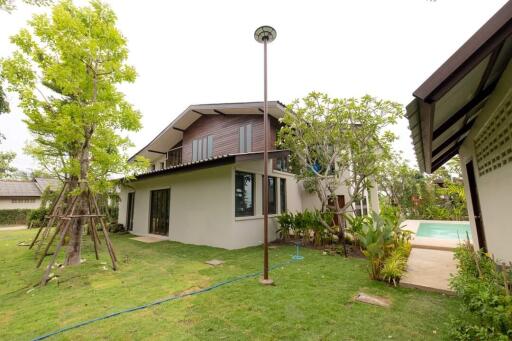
381;243;411;286
27;207;49;227
449;242;512;340
355;212;413;282
0;209;32;225
276;209;334;246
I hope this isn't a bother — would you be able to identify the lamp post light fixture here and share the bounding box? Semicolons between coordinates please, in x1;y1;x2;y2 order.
254;25;276;285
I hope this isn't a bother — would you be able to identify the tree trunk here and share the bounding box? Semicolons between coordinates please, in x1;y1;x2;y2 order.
64;132;92;266
334;197;348;257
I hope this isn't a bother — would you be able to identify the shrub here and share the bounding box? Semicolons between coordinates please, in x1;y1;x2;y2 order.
276;212;294;241
0;209;32;225
276;209;334;246
27;207;49;227
356;212;413;282
344;214;370;244
381;243;410;286
449;242;512;340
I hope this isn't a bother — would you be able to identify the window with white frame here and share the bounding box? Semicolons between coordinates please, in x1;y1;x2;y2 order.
239;124;252;153
192;135;213;162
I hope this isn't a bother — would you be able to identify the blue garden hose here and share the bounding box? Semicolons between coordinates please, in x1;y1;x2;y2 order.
31;256;303;341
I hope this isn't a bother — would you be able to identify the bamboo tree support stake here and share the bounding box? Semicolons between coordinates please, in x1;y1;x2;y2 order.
35;194;79;268
39;218;73;287
91;192;118;265
29;224;44;250
88;217;99;260
35;219;65;268
87;194;102;245
31;182;69;251
36;184;119;285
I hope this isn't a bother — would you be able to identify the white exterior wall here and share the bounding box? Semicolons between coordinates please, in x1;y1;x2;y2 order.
119;159;305;249
459;59;512;262
119;157;377;249
119;165;234;249
0;198;41;210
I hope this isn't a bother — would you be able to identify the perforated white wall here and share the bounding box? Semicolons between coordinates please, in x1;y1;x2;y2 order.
474;90;512;177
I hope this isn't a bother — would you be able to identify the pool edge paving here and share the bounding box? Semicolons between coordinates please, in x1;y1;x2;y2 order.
400;220;464;294
400;248;456;295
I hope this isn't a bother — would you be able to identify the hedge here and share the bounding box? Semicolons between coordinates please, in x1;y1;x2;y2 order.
0;209;32;225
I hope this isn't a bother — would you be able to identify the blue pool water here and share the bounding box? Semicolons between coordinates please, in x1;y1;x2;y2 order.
417;222;472;240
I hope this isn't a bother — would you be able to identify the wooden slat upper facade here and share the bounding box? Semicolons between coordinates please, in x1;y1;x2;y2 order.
130;101;287;170
181;114;279;163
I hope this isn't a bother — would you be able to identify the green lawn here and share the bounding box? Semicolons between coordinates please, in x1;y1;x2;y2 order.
0;229;460;340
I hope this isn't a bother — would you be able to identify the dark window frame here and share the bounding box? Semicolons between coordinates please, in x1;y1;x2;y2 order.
235;171;255;217
262;175;277;215
279;178;286;213
126;192;135;231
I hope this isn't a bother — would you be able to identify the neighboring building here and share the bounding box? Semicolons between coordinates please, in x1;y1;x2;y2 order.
406;1;512;262
0;178;61;210
118;101;379;249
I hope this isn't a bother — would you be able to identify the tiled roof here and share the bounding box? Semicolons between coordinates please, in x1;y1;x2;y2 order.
0;180;41;197
133;150;289;180
0;178;61;197
34;178;61;192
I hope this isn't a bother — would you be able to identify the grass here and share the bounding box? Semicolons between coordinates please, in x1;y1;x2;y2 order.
0;229;461;340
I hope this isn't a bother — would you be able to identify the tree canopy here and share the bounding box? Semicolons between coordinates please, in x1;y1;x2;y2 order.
0;151;17;178
0;0;51;13
1;0;147;191
378;154;467;221
279;92;403;215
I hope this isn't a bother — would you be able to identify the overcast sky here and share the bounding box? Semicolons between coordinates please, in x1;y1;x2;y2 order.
0;0;508;172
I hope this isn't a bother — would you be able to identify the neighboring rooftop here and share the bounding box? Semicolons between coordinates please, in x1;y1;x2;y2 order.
0;178;61;197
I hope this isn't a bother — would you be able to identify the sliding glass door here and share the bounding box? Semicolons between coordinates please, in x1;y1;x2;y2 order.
149;189;170;236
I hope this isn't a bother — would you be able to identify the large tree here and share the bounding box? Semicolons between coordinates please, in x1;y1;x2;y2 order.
278;92;403;242
0;151;17;178
1;0;147;265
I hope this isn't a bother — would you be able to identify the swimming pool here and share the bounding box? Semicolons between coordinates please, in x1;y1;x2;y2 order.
416;222;472;240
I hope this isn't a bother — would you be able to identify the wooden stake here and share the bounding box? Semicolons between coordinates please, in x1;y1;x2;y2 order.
39;218;73;287
88;217;99;260
91;192;118;263
36;183;119;284
30;182;68;250
36;194;79;267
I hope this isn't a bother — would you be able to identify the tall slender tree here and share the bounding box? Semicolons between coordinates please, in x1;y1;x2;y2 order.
1;0;147;265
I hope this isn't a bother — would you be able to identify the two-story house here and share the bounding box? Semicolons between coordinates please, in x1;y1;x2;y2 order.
117;101;379;249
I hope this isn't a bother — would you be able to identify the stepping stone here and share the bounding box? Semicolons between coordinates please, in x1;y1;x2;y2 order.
131;236;164;243
205;259;225;266
354;292;391;307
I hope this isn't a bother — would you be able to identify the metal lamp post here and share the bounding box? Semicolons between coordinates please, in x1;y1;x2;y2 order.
254;25;276;285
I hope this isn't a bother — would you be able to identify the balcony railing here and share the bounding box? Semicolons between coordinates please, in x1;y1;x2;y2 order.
166;146;182;167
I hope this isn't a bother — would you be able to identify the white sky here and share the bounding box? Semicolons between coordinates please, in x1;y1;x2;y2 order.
0;0;508;172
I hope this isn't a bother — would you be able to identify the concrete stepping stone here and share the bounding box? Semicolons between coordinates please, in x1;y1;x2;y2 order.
354;293;391;307
130;236;164;243
205;259;225;266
